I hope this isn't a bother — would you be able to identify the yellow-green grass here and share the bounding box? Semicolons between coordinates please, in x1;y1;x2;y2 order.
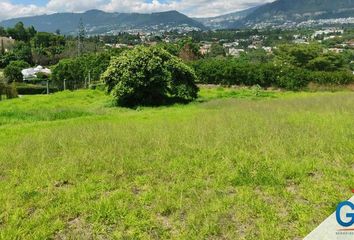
0;88;353;239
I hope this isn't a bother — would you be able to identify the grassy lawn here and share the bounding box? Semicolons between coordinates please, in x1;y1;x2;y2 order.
0;88;353;239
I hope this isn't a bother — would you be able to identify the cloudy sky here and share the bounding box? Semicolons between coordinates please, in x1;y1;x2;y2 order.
0;0;275;20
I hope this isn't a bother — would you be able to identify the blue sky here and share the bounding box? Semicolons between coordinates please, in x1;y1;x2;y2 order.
11;0;48;5
0;0;274;20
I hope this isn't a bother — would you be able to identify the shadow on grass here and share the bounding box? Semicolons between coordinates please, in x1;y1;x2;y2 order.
115;96;194;109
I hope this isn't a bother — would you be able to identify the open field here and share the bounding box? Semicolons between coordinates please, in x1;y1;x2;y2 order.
0;88;353;239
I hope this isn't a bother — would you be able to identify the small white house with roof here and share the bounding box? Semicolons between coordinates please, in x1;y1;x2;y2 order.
21;66;51;81
21;66;52;94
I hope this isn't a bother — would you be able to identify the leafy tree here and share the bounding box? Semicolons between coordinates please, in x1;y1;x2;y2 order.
307;53;345;72
101;46;199;107
178;38;200;61
31;32;65;48
12;41;32;64
52;58;85;90
7;22;28;42
3;60;30;83
158;42;180;56
276;44;322;67
207;43;225;58
27;26;37;39
52;52;111;90
179;43;200;61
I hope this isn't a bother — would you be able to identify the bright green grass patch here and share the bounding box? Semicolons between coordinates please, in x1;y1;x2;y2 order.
0;90;112;126
0;88;353;239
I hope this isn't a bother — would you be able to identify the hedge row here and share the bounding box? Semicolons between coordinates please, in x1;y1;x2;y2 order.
15;84;59;95
191;58;354;90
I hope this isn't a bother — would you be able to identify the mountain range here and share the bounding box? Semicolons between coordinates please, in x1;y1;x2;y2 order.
234;0;354;29
0;10;206;35
194;6;259;29
1;0;354;33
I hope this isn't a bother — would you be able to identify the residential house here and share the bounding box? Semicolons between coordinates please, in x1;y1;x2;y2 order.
228;48;245;57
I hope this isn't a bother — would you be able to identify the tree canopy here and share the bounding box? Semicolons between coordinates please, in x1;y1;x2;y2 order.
101;46;199;107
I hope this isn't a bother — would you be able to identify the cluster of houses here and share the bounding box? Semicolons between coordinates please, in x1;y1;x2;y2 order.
311;28;344;39
291;28;354;55
199;34;273;57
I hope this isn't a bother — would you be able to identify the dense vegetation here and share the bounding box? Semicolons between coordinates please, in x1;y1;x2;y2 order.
191;43;354;90
1;22;354;99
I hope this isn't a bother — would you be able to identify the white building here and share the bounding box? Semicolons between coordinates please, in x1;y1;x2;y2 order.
312;29;344;39
199;44;212;55
262;47;273;53
21;66;51;81
223;42;239;48
228;48;245;57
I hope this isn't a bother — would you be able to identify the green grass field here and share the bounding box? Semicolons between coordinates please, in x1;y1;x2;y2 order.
0;88;353;239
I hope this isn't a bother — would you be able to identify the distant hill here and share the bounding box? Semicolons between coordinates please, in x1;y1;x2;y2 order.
0;10;207;35
234;0;354;28
197;0;354;29
194;7;258;29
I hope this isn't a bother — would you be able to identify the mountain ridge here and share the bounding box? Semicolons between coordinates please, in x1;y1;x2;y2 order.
197;0;354;29
0;10;207;35
2;0;354;33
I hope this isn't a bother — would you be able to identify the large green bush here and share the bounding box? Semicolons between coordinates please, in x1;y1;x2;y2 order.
101;46;199;107
3;60;30;83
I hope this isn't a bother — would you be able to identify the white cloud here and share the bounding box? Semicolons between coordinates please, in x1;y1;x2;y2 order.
0;1;47;21
46;0;107;12
0;0;274;21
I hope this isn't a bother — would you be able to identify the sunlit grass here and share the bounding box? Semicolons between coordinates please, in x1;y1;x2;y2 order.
0;88;353;239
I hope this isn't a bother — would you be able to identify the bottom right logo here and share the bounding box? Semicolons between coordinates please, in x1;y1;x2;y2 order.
336;201;354;235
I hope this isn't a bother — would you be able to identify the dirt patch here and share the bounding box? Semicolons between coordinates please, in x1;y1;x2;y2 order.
54;180;72;188
54;217;94;240
347;84;354;91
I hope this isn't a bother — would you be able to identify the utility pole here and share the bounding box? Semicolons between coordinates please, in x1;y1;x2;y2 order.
88;71;91;86
63;79;66;91
77;18;86;56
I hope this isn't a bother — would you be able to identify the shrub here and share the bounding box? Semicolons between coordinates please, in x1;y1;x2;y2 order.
192;58;281;87
191;58;354;90
101;46;199;107
4;60;30;83
15;83;58;95
275;66;309;91
5;83;18;98
0;82;18;99
308;71;354;85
